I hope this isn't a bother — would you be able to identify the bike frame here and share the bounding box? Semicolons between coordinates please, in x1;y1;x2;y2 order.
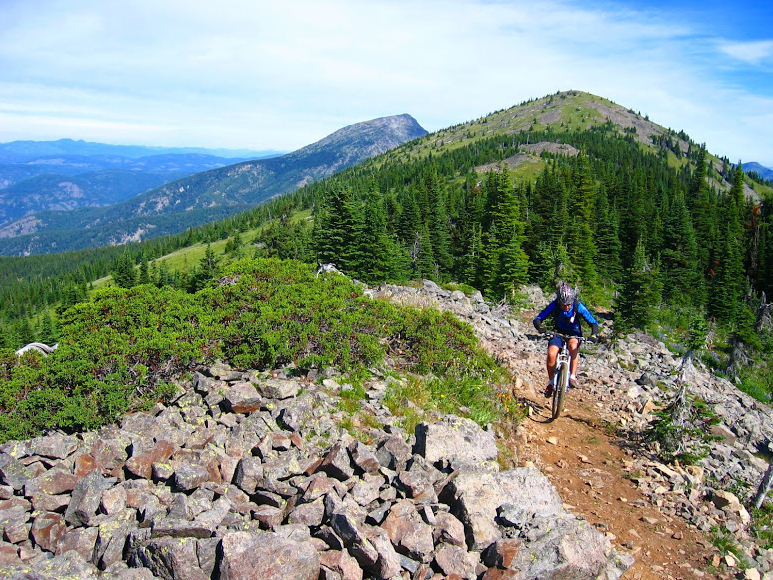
547;332;587;420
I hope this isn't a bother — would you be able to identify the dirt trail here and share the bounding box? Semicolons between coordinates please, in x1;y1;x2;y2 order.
501;351;728;580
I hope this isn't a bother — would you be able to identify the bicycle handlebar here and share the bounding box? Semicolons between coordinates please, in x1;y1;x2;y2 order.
541;331;597;344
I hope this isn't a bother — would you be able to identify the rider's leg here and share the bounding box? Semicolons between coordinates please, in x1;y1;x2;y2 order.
568;337;580;378
546;345;559;381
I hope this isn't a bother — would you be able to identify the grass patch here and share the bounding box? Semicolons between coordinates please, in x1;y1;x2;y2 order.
750;502;773;550
710;525;752;569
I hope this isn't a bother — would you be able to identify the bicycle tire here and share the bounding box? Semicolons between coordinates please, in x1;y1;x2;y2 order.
551;363;568;420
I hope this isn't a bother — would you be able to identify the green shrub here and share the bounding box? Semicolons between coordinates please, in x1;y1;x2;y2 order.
0;257;504;442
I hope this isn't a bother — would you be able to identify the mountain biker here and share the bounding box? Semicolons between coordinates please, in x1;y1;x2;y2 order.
532;282;599;398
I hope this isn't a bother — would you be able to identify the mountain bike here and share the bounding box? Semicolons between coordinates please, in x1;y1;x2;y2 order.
544;332;593;420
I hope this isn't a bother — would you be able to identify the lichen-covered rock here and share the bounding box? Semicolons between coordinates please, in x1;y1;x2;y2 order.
129;535;210;580
64;471;115;527
381;499;434;561
223;381;262;414
0;453;35;491
414;415;498;469
29;434;79;460
505;516;634;580
218;531;320;580
30;511;66;553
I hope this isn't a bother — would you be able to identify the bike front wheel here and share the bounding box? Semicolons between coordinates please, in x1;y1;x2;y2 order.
551;363;568;420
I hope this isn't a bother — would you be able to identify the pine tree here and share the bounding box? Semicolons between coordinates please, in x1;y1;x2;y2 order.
112;253;137;289
729;163;746;212
313;186;365;276
593;184;622;282
660;189;705;307
362;196;404;282
396;189;422;246
618;174;646;263
410;226;436;279
481;170;529;299
454;178;486;286
426;174;453;278
710;195;746;322
38;310;57;345
615;240;662;330
688;147;715;270
138;256;150;286
188;244;221;292
565;153;597;286
459;222;483;288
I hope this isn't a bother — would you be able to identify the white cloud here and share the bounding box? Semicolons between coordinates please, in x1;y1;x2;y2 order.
718;39;773;65
0;0;771;166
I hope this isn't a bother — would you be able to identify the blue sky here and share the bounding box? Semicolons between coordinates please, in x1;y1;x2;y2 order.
1;0;772;166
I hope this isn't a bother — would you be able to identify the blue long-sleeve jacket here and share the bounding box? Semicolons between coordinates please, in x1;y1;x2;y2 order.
533;300;599;336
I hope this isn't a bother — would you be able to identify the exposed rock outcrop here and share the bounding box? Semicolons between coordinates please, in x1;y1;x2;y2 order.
0;359;631;579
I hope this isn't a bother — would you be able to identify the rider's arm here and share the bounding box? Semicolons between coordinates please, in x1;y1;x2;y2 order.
577;303;600;335
533;301;556;332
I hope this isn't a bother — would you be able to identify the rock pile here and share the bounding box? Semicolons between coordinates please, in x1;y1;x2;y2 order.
0;360;632;579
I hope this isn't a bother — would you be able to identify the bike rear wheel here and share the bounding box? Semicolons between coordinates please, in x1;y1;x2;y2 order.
551;363;568;420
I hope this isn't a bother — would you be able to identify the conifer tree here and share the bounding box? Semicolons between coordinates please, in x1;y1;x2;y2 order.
112;253;137;289
458;222;483;288
481;170;529;299
618;174;646;263
729;163;746;212
534;242;576;291
615;239;662;330
395;190;422;247
426;176;453;278
313;186;365;276
200;244;220;280
362;196;404;282
157;261;173;288
593;184;622;282
454;178;486;285
660;189;704;306
710;194;746;322
410;226;436;279
138;257;150;286
565;154;597;286
188;244;221;292
688;147;715;269
38;310;57;345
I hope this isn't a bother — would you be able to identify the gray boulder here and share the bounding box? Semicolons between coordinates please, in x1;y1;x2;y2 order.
130;536;210;580
64;471;115;527
442;467;563;550
414;415;498;469
218;531;320;580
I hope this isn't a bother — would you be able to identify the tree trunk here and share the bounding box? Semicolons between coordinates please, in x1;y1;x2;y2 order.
753;456;773;509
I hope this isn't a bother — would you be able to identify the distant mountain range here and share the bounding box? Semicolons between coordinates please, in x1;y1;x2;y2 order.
0;114;427;255
743;162;773;182
0;140;283;228
0;139;280;163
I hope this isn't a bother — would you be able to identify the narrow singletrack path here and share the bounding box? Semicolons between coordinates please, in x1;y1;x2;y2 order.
500;347;727;579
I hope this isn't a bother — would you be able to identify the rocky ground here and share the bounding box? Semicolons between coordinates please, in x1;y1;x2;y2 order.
1;278;772;579
373;281;773;580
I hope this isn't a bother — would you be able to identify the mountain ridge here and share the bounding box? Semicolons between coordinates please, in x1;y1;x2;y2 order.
743;161;773;181
0;114;427;255
0;138;279;162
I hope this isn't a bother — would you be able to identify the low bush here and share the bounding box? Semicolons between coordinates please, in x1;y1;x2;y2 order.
0;258;504;442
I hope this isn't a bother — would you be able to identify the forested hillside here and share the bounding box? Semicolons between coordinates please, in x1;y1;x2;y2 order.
0;115;426;256
3;90;773;399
